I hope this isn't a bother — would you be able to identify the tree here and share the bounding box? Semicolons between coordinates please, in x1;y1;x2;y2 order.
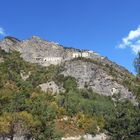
105;101;140;140
62;76;77;112
76;112;98;135
28;91;61;140
0;112;40;140
134;52;140;76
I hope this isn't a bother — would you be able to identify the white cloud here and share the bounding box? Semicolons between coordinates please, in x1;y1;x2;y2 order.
117;25;140;54
0;27;6;36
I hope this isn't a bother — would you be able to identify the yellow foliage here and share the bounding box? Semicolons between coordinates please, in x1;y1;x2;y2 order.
31;92;40;99
50;101;59;111
58;107;66;116
18;111;34;124
18;111;41;131
76;112;98;134
0;112;41;136
96;116;105;130
0;113;13;134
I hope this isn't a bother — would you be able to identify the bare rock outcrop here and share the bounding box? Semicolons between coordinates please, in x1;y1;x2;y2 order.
39;81;64;94
61;60;134;99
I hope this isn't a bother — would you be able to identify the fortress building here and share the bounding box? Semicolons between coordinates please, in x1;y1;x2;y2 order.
35;50;102;66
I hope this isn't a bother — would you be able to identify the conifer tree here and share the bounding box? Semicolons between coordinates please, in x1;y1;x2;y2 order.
134;52;140;76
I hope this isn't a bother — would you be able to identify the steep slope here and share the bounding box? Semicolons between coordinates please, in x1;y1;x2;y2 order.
61;59;133;99
0;47;140;140
0;36;136;101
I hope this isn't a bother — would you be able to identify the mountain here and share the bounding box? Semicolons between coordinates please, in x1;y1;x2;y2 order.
0;36;136;100
0;36;140;140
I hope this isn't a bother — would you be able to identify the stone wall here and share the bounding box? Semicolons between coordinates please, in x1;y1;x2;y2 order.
62;133;107;140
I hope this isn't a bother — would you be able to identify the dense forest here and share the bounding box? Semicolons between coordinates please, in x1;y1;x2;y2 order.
0;48;140;140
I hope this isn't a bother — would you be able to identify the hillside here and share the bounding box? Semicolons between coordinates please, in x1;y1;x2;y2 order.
0;36;140;140
0;36;137;100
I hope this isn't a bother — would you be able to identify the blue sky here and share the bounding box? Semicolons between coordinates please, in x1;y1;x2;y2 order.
0;0;140;73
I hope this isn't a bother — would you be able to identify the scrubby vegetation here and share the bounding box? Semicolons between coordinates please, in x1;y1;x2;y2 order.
0;49;140;140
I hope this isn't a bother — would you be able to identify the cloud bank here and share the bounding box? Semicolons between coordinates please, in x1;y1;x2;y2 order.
117;25;140;54
0;27;6;36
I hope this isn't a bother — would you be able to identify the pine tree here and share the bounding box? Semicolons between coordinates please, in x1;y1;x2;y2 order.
134;52;140;76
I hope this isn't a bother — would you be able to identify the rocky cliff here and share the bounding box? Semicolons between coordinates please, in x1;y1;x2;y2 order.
0;36;135;100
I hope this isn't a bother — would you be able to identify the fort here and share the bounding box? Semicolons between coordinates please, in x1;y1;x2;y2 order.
43;57;62;62
72;51;100;58
35;50;102;66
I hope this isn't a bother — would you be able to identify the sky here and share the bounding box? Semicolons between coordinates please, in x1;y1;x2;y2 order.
0;0;140;73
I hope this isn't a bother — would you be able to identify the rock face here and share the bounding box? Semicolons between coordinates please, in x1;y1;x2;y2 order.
0;36;21;52
0;36;135;100
61;60;134;99
39;81;64;94
20;70;31;81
